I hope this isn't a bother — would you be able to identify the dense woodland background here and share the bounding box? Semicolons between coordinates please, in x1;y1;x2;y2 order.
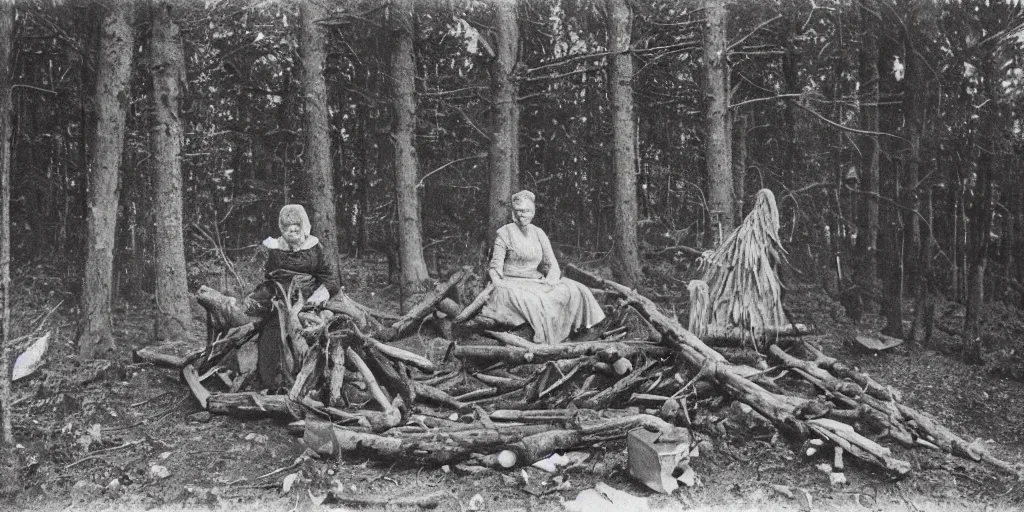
0;0;1023;443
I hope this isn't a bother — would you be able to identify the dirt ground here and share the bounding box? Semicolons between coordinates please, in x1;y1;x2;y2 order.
2;256;1024;512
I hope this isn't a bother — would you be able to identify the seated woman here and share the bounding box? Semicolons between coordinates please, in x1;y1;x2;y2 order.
245;204;339;389
477;190;605;344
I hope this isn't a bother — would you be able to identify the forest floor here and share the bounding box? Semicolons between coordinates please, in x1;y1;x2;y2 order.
2;255;1024;512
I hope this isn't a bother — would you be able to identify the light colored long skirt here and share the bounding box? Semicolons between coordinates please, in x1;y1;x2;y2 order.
479;277;606;344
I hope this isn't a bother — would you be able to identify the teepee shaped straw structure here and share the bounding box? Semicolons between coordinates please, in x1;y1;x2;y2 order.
691;189;787;349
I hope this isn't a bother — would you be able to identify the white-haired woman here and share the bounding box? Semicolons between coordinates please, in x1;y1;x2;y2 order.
245;204;339;389
478;190;605;344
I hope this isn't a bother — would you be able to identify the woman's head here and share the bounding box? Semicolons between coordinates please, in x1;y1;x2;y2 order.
510;190;536;227
278;204;311;247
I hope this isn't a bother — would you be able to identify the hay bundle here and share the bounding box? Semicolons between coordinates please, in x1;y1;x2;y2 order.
695;189;786;348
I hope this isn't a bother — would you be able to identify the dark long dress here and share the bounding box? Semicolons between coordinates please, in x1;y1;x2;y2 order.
252;236;339;390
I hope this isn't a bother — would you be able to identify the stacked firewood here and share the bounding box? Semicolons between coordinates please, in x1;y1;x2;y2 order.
136;265;1021;480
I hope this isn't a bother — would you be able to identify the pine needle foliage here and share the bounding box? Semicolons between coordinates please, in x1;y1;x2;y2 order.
695;189;786;349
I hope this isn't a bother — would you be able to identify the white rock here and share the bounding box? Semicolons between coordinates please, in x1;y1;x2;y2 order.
150;465;171;479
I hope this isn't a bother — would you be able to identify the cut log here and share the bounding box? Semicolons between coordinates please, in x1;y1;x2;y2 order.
134;343;203;369
182;364;211;409
473;372;528;392
453;340;672;366
453;283;495;323
196;286;253;331
208;392;297;418
327;339;345;407
353;324;435;373
703;324;817;345
378;268;470;341
412;382;470;411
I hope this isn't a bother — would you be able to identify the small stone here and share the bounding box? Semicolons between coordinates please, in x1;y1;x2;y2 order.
150;465;171;479
105;478;122;493
188;411;212;423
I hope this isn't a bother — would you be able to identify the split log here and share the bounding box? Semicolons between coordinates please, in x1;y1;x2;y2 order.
323;490;447;509
703;324;817;346
208;392;296;418
182;364;211;409
345;347;395;417
378;268;470;341
134;344;203;369
412;382;470;411
473;372;528;392
192;323;259;374
577;360;656;410
453;340;672;366
352;325;435;373
508;414;688;465
327;339;345;407
302;418;554;465
196;286;253;332
454;283;495;323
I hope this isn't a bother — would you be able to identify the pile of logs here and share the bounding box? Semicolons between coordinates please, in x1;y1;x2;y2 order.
137;265;1022;481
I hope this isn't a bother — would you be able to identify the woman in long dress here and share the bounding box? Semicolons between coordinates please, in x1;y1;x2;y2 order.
478;190;605;344
245;204;339;389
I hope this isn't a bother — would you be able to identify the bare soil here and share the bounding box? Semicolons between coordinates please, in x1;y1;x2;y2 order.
2;256;1023;511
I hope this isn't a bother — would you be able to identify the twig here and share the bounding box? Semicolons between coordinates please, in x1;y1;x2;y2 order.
63;440;145;469
130;391;173;408
254;456;307;481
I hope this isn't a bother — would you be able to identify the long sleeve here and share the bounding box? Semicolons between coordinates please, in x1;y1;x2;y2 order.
537;227;560;281
489;230;508;278
314;244;341;296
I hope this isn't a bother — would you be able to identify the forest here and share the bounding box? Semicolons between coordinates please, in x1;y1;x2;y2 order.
1;0;1024;510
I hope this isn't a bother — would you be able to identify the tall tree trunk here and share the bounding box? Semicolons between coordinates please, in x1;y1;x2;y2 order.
150;0;190;343
904;40;929;344
487;0;519;239
79;1;135;359
0;0;14;446
300;0;341;278
780;11;802;190
607;0;641;286
733;114;747;221
962;56;998;364
391;0;430;309
703;0;732;246
855;0;880;295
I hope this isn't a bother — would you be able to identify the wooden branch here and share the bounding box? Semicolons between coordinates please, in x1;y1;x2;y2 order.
378;268;470;341
353;324;435;373
196;286;252;331
454;339;672;366
134;344;203;369
412;382;470;411
182;364;211;409
454;283;495;323
345;347;394;416
328;339;345;408
208;392;296;418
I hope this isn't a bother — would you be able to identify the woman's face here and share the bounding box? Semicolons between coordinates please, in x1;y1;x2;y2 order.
281;224;305;246
513;202;535;227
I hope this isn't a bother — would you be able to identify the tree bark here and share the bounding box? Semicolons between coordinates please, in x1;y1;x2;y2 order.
300;0;342;278
733;114;748;221
79;1;135;359
703;0;732;245
487;0;519;238
390;0;430;307
963;56;998;364
855;0;880;294
606;0;641;286
0;0;13;446
150;0;190;343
